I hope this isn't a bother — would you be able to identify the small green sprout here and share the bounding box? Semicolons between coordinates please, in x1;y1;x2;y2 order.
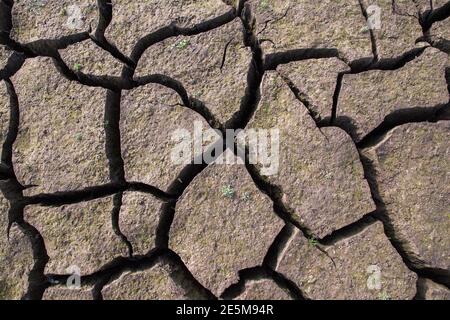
308;237;318;247
75;133;82;142
73;63;82;71
175;39;190;49
222;185;235;198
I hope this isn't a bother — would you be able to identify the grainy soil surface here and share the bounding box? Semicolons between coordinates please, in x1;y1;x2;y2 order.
0;0;449;300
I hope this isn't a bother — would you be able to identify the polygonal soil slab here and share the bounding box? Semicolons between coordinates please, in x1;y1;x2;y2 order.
24;196;126;275
11;57;109;196
11;1;97;42
338;48;449;141
0;195;33;299
362;121;450;270
169;154;284;296
245;73;375;238
102;259;210;300
278;222;417;300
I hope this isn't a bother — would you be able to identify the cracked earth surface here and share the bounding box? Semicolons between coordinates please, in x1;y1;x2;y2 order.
0;0;449;300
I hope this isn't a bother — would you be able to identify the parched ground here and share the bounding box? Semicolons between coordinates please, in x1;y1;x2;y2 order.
0;0;449;300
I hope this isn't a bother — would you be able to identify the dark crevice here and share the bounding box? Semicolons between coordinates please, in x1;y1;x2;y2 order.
17;219;50;300
263;224;296;270
319;211;378;246
416;34;450;54
244;161;314;239
264;48;344;71
421;1;450;33
414;277;427;300
46;248;216;300
24;181;175;207
277;71;323;124
225;2;264;131
357;103;450;149
220;36;235;71
358;0;379;61
111;192;133;258
347;46;428;74
330;72;345;124
1;78;19;174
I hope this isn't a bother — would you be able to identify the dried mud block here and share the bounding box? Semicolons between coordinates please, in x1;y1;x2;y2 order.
12;57;109;196
24;196;127;275
107;0;231;54
246;73;375;238
363;121;450;270
170;154;283;296
278;222;417;300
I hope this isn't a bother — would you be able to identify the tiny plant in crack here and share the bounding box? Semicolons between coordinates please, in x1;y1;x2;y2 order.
73;63;82;71
175;39;190;49
222;185;235;199
308;237;318;247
